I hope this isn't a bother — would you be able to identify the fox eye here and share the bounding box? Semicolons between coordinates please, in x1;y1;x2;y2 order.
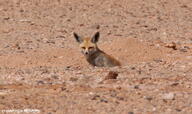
81;47;85;49
88;47;94;50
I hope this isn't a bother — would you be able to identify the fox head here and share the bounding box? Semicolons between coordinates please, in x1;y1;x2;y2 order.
73;32;100;56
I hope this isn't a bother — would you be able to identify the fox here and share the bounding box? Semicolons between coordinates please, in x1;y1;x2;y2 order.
73;32;121;67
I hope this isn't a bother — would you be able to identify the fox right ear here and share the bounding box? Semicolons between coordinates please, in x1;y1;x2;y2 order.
73;32;82;43
91;32;100;43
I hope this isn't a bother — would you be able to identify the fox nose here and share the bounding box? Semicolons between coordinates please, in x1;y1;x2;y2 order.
85;52;89;55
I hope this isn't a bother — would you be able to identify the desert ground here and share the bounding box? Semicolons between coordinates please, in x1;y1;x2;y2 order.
0;0;192;114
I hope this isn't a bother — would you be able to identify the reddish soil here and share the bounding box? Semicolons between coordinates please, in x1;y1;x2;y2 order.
0;0;192;114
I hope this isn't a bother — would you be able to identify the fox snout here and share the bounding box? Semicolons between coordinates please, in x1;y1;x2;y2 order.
85;51;89;55
81;48;89;55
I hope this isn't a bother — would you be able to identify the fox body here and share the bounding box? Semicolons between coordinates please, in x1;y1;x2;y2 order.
73;32;121;67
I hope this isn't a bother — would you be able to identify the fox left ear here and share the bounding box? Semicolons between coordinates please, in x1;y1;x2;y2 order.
92;32;100;43
73;32;82;43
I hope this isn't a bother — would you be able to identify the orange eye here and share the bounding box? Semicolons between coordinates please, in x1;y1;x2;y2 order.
81;47;85;49
88;47;94;50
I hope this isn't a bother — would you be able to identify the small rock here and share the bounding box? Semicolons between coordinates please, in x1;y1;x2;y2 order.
0;96;5;99
170;82;179;86
19;19;31;22
61;87;66;91
13;43;21;50
144;96;153;101
51;75;59;79
184;45;190;49
46;40;55;44
186;56;192;59
131;67;136;70
100;99;108;103
114;34;122;36
44;77;51;82
42;38;48;43
128;112;134;114
66;19;71;21
116;86;122;90
89;92;94;95
79;24;84;26
153;59;163;63
91;94;100;100
165;42;177;50
104;71;118;80
69;77;78;82
4;17;10;20
37;80;45;85
4;45;9;48
0;91;8;96
107;31;112;35
116;96;125;101
134;85;139;89
65;66;71;70
96;25;100;29
20;9;24;12
179;48;187;52
155;44;160;47
91;25;100;29
56;35;65;39
167;108;172;112
113;25;119;28
162;93;175;100
137;69;142;74
110;92;117;97
58;56;63;59
175;108;182;112
152;107;156;111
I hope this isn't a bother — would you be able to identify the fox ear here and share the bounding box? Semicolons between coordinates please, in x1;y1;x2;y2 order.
92;32;100;43
73;32;82;43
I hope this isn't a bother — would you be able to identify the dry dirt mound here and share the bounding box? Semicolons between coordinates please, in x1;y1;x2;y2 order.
1;38;189;69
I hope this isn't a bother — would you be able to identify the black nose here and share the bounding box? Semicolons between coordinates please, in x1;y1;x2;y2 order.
85;52;89;55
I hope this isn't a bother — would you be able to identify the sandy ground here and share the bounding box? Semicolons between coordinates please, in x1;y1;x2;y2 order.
0;0;192;114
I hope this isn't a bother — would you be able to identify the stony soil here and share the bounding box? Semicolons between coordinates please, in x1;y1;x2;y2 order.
0;0;192;114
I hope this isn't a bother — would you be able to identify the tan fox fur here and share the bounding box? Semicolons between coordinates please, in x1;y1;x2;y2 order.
73;32;121;67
